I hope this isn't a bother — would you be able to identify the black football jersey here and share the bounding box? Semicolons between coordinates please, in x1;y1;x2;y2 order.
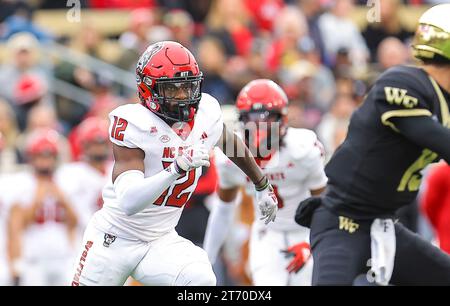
323;65;450;218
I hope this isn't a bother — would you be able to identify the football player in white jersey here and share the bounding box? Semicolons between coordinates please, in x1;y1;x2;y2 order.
71;41;279;286
56;117;112;243
8;129;78;285
203;79;328;285
0;135;11;285
0;175;11;285
0;174;18;285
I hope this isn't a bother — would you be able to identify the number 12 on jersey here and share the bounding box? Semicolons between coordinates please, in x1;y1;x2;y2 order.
111;116;128;141
155;161;198;208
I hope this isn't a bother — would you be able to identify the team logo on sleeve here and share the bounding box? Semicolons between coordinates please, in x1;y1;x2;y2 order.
103;234;116;247
150;126;158;135
384;87;419;108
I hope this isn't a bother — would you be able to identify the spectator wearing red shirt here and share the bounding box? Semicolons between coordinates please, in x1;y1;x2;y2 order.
205;0;254;57
89;0;155;9
422;162;450;254
243;0;284;34
265;6;309;73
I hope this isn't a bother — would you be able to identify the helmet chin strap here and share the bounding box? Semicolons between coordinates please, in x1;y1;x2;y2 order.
179;104;190;122
153;97;198;124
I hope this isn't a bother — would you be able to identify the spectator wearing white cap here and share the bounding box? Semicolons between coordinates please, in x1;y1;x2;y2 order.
0;32;49;107
317;0;369;71
0;99;23;174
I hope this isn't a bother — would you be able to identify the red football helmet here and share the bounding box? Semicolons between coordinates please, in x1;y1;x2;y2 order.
136;41;203;122
236;79;289;156
77;117;109;146
26;129;60;157
76;117;110;162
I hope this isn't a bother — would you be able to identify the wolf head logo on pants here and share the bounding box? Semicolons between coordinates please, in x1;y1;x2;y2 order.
103;233;116;247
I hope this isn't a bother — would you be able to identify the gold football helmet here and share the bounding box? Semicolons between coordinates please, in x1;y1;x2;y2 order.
412;4;450;62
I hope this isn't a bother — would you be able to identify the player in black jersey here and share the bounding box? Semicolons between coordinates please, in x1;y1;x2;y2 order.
296;4;450;285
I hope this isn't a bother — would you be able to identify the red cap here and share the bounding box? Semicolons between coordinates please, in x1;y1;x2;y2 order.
14;74;47;105
77;117;109;146
26;129;60;156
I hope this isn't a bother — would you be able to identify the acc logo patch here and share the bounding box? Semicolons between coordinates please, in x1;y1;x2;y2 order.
160;135;171;143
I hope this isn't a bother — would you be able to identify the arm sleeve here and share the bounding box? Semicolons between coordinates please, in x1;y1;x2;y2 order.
114;167;180;216
391;116;450;163
203;195;238;264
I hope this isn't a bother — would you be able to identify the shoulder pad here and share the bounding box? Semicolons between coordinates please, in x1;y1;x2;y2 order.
284;128;319;161
199;93;222;123
109;103;156;132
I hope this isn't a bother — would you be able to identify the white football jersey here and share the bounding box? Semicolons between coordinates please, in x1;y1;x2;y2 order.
215;128;328;231
55;162;113;237
94;94;223;241
8;171;75;261
0;174;18;285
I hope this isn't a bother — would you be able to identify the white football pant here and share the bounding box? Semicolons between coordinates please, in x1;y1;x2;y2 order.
249;222;313;286
71;219;216;286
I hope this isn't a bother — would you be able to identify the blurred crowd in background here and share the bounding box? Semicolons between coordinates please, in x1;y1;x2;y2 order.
0;0;449;286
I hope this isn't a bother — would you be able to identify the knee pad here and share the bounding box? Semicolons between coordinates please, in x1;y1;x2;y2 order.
175;262;216;286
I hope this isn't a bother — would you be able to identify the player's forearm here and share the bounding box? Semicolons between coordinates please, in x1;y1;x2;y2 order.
8;206;22;279
392;116;450;162
228;154;266;187
114;166;181;216
203;195;237;264
221;128;266;188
